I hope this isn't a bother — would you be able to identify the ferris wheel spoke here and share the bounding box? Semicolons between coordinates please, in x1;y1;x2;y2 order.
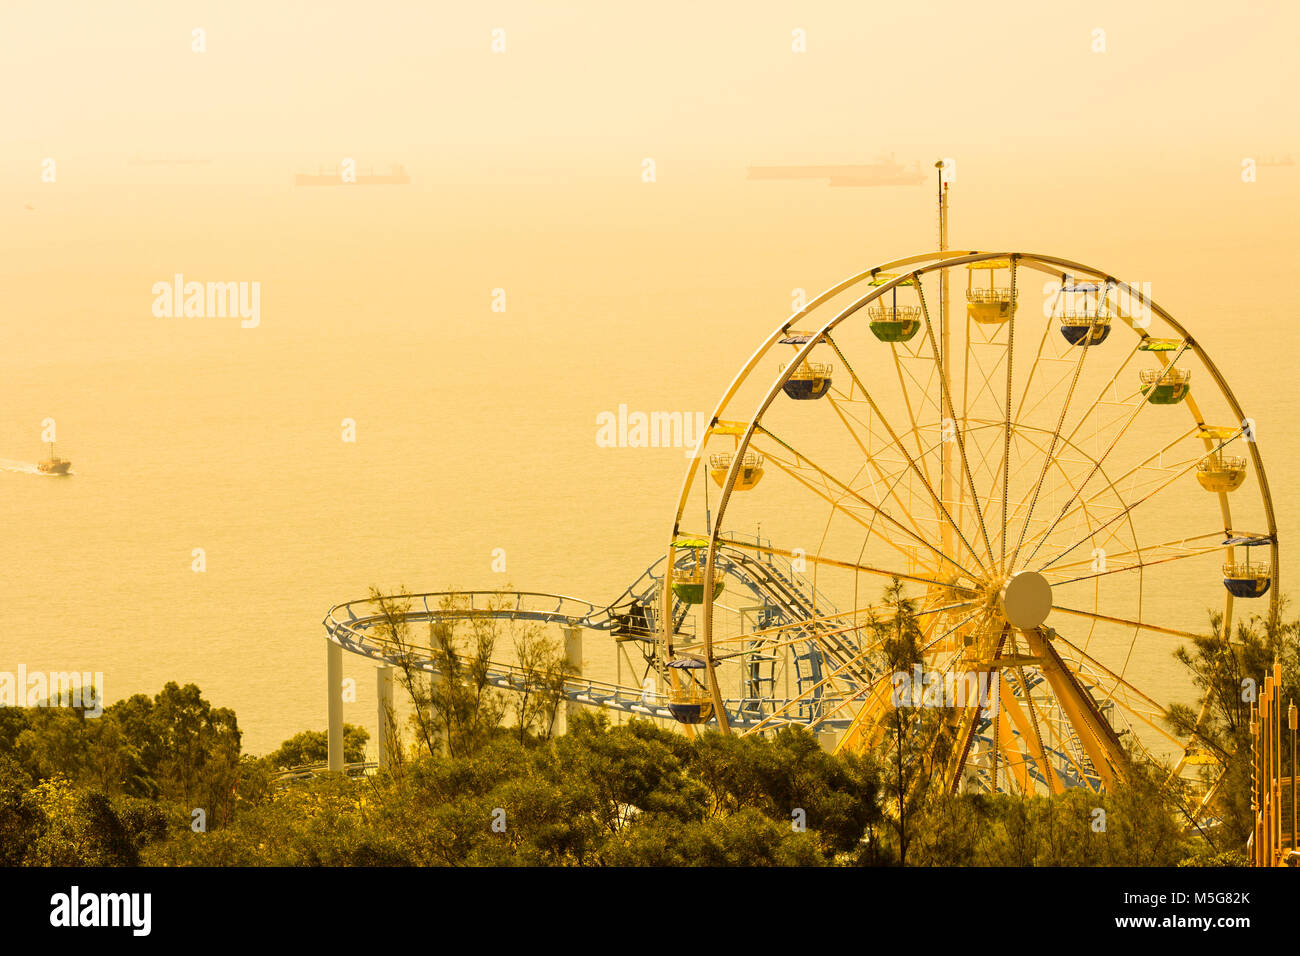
1010;424;1203;564
1048;605;1203;641
822;395;942;548
755;423;987;581
1022;341;1194;569
1045;531;1223;576
1048;538;1225;587
1052;343;1145;450
714;533;978;596
1017;284;1142;437
709;620;862;652
955;341;1015;565
1010;272;1066;422
757;438;960;576
913;274;998;568
831;607;992;749
1004;430;1206;571
989;425;1116;563
1000;287;1016;572
1049;631;1186;748
886;339;944;488
709;599;930;646
1008;302;1105;569
820;333;989;575
1035;428;1244;574
709;596;970;665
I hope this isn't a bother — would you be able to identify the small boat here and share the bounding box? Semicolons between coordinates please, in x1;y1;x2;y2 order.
37;442;71;475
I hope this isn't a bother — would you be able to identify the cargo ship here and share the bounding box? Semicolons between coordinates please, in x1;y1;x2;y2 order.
747;153;926;187
295;164;411;186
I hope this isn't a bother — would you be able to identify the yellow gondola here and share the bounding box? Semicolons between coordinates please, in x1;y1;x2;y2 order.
966;259;1016;324
709;451;764;490
1196;453;1247;493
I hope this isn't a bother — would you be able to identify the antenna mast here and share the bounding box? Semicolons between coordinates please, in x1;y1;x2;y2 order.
935;161;953;575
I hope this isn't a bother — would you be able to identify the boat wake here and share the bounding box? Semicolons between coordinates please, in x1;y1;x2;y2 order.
0;459;64;476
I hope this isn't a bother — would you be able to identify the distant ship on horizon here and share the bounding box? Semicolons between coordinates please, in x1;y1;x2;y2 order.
128;152;213;166
295;164;411;186
37;442;71;476
747;153;926;187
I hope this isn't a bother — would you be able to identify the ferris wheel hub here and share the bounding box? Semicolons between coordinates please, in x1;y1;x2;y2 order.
998;571;1053;630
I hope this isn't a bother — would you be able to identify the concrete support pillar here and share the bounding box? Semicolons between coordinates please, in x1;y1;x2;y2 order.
562;626;583;735
376;665;394;770
429;666;449;754
327;639;344;772
816;728;840;754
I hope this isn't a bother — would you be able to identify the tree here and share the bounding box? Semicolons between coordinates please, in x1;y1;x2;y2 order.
369;588;441;760
553;712;707;840
427;594;508;757
370;588;508;760
23;776;139;866
689;727;879;859
1166;606;1300;852
507;621;573;743
868;578;930;865
268;725;370;769
0;754;40;864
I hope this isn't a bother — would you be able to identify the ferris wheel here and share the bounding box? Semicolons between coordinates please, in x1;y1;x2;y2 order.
660;238;1278;796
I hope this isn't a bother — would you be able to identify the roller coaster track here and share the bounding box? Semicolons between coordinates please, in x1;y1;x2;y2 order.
321;545;1116;789
322;536;867;730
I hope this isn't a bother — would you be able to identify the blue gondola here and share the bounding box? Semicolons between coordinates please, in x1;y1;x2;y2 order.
1222;535;1273;598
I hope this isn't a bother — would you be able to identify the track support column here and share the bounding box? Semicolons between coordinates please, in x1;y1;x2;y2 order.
327;639;344;772
562;626;583;735
377;665;394;770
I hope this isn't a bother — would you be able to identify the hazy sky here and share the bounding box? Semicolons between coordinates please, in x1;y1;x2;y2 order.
4;2;1296;168
2;1;1296;752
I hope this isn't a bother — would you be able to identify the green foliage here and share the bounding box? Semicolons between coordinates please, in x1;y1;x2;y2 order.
6;681;243;816
143;714;884;867
267;725;370;769
1167;607;1300;852
907;770;1194;867
867;578;957;864
507;620;574;743
690;726;878;858
1;606;1269;869
0;753;40;864
22;777;139;866
368;588;511;761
